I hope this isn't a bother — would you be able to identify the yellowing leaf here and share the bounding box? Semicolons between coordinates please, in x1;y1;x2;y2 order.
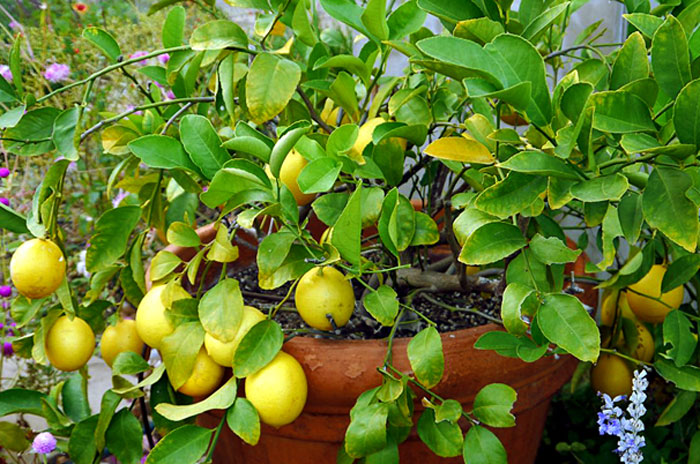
424;137;494;164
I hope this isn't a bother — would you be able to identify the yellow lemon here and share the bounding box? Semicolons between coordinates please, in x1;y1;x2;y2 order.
177;349;225;397
590;354;633;398
630;321;654;363
627;265;683;324
320;101;350;131
600;289;636;326
295;266;355;330
10;239;66;299
279;149;316;206
45;315;95;372
135;285;190;349
270;21;286;37
204;305;266;367
100;319;145;367
245;351;307;428
350;118;407;163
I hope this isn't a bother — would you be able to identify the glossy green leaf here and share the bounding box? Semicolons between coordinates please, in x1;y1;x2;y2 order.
162;6;186;48
0;202;29;234
569;173;628;202
529;234;580;264
472;383;517;428
623;13;663;39
105;409;143;464
521;2;570;41
69;415;99;464
673;79;700;145
388;0;427;40
610;32;649;90
298;157;342;193
454;17;504;44
82;27;121;62
662;254;700;293
416;0;482;24
227;398;261;446
4;107;59;156
179;114;230;179
463;426;507;464
474;172;547;219
331;186;362;266
411;211;440;246
537;293;599;362
86;206;141;273
651;16;692;99
642;167;699;252
655;358;700;391
364;285;399;326
234;320;284;378
663;310;697;367
145;425;213;464
407;327;444;388
590;91;655;133
199;279;244;343
361;0;389;41
501;283;533;335
417;408;463;457
111;352;150;377
344;403;389;458
0;422;29;452
246;53;301;124
460;222;526;265
52;107;80;160
498;151;579;180
190;20;248;50
655;390;696;427
62;373;90;423
618;191;643;244
156;377;237;421
160;322;205;390
149;251;181;282
128;135;199;173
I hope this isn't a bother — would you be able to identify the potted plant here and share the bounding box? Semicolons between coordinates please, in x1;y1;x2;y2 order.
2;0;700;463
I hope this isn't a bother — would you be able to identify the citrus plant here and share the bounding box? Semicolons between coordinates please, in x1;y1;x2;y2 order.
2;0;700;463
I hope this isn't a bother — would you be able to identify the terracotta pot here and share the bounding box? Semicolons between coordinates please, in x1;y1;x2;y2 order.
156;224;597;464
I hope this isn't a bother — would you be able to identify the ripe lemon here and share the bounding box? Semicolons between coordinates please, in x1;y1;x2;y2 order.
177;349;225;397
627;265;683;324
279;149;316;206
245;351;307;428
204;305;266;367
350;118;407;163
135;285;190;349
100;319;144;367
45;315;95;372
269;21;286;37
320;102;350;131
630;321;654;363
600;289;636;326
295;266;355;330
10;239;66;299
590;354;633;398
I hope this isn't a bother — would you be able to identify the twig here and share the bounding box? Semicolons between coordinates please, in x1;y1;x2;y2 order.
296;85;333;133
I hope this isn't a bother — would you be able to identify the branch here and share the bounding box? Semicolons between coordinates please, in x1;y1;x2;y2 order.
296;85;334;133
395;268;496;294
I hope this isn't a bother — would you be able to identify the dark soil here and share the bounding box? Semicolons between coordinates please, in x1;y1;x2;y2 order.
227;264;502;340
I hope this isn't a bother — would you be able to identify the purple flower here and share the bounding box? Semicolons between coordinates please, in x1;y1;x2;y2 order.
164;90;176;100
2;341;12;357
8;20;20;30
0;197;9;207
141;454;148;463
129;51;149;66
158;53;170;65
0;65;12;82
0;286;11;298
0;323;4;330
0;167;9;178
44;63;70;83
112;189;129;208
1;301;8;310
32;432;56;454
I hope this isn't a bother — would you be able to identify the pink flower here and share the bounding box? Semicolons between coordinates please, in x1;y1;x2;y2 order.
0;198;9;207
44;63;70;83
8;21;20;30
0;167;9;178
165;90;176;100
158;53;170;65
32;432;56;454
129;51;149;66
112;190;129;208
0;65;12;82
0;286;11;298
2;341;12;357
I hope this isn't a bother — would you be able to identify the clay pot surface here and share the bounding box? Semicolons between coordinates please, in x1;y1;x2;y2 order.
155;224;597;463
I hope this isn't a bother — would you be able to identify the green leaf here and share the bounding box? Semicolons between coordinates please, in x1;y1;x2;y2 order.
388;0;427;40
344;403;389;458
105;409;143;464
298;157;342;193
331;186;362;266
111;352;150;376
407;327;444;388
454;17;504;44
69;415;99;464
62;373;91;423
112;364;166;396
570;173;628;202
199;279;244;343
663;310;697;367
460;222;526;265
179;114;230;179
662;254;700;293
537;293;599;363
673;79;700;145
0;422;29;452
9;36;22;97
160;322;205;390
149;251;181;282
416;0;482;24
655;390;697;427
590;91;655;133
52;107;80;160
417;408;463;457
411;211;439;246
227;397;261;445
655;358;700;391
463;425;507;464
82;27;121;62
521;2;570;41
618;191;643;244
86;206;141;273
128;135;200;173
0;202;29;234
474;172;547;219
4;107;59;156
156;377;237;421
0;388;46;417
623;13;663;39
610;32;649;90
652;15;692;99
364;285;399;326
145;425;213;464
246;53;301;124
222;136;271;162
320;0;372;37
190;20;248;50
268;120;312;177
361;0;389;41
234;320;284;377
501;283;533;335
0;105;25;129
642;167;699;252
162;6;186;48
292;0;317;47
498;151;579;180
529;234;580;264
472;383;517;428
257;231;296;280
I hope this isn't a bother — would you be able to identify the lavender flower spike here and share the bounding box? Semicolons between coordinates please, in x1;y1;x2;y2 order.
44;63;70;83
